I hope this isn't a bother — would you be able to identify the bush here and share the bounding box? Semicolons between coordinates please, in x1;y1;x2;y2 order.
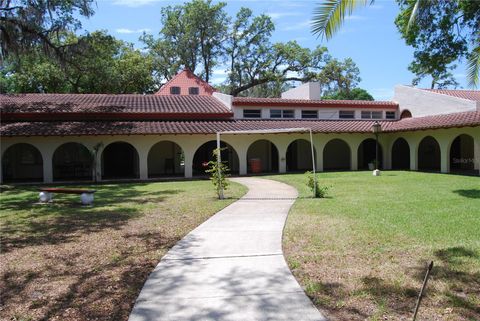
305;171;330;198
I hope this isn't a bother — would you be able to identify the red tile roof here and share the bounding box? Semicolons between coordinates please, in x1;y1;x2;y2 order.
2;111;478;136
386;110;480;132
422;89;480;102
155;69;216;96
0;93;230;114
233;97;398;109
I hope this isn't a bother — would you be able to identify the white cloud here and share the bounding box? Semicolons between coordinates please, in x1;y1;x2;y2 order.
267;12;302;20
115;28;151;34
111;0;161;7
280;19;311;31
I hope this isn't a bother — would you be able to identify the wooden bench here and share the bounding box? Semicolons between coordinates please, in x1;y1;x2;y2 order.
39;188;96;205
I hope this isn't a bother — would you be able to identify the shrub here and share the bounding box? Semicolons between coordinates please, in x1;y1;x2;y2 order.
305;171;330;198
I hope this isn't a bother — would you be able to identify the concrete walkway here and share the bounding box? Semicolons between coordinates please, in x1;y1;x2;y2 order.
129;177;326;321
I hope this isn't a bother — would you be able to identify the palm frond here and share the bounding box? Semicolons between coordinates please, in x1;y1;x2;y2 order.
406;0;420;32
467;44;480;88
311;0;369;40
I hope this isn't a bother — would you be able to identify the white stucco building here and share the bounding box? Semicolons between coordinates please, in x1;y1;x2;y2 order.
1;69;479;184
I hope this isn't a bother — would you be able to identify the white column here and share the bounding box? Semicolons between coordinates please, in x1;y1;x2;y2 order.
184;150;194;178
350;141;359;171
139;149;148;180
237;147;247;176
409;141;418;171
474;136;480;175
278;146;287;173
43;150;53;183
439;138;450;173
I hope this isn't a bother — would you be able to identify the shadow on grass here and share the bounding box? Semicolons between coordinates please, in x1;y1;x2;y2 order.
452;189;480;199
0;184;182;252
360;276;417;314
429;247;480;318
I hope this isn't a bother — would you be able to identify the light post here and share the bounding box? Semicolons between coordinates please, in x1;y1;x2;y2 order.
371;121;382;176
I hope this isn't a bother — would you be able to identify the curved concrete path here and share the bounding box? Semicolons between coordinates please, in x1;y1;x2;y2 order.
129;177;326;321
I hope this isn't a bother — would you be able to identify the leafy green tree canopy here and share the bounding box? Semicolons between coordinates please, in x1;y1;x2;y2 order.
0;0;95;62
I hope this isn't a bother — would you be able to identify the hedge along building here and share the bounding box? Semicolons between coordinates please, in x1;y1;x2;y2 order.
1;69;479;184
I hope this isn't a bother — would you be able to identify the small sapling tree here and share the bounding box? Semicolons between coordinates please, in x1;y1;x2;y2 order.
205;148;230;199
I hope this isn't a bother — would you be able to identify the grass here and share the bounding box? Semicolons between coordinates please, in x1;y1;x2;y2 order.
267;171;480;321
0;179;246;321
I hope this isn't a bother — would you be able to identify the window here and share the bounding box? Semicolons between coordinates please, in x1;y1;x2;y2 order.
302;110;318;119
386;111;396;119
283;110;294;118
270;109;294;118
170;86;181;95
243;109;261;118
339;110;355;119
372;111;382;119
189;87;199;95
270;109;282;118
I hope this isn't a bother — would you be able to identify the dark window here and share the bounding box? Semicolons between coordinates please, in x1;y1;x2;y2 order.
189;87;199;95
243;109;262;118
170;86;181;95
270;109;294;118
283;110;295;118
372;111;382;119
270;109;282;118
361;111;371;119
339;110;355;119
302;110;318;119
386;111;396;119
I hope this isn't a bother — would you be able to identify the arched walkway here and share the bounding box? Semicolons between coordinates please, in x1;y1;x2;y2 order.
2;143;43;182
391;138;410;170
148;141;185;178
358;138;383;170
53;143;92;181
101;142;139;179
418;136;441;171
450;134;475;174
286;139;315;172
193;141;239;176
247;140;279;174
323;139;350;171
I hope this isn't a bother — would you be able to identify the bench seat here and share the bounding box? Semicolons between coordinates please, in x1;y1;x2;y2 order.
39;188;96;205
39;188;96;194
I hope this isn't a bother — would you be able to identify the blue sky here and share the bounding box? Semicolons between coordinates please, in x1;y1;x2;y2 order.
80;0;469;100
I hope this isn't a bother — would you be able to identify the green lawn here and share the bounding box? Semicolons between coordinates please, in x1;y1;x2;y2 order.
267;171;480;321
0;180;246;321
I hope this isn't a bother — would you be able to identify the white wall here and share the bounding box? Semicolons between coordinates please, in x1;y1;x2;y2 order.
281;82;321;100
1;125;479;183
393;85;478;117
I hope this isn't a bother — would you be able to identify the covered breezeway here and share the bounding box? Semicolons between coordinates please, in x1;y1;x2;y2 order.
286;139;315;172
148;141;185;178
418;136;441;172
101;142;140;179
2;143;43;183
358;138;383;170
322;139;351;171
247;140;279;174
391;138;410;170
192;141;239;176
449;134;475;174
53;142;92;181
